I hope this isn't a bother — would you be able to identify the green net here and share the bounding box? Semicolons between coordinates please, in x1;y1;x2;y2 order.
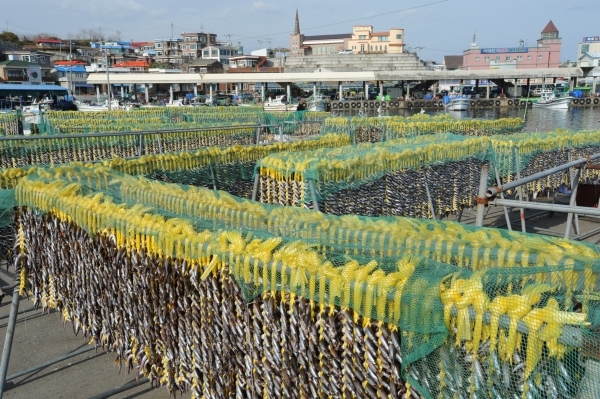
256;129;600;218
10;164;600;399
323;114;524;143
0;112;20;136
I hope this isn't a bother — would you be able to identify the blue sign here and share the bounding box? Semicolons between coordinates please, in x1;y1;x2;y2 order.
583;36;600;42
480;47;529;54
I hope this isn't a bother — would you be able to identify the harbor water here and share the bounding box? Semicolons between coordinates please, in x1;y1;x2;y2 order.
331;106;600;132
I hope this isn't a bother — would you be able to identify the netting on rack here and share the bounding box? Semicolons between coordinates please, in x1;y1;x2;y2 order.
0;112;20;136
323;114;524;143
10;165;600;399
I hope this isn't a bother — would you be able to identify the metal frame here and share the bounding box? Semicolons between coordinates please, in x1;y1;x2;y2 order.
479;151;600;240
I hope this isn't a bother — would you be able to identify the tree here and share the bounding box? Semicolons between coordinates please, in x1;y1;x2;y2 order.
0;31;20;45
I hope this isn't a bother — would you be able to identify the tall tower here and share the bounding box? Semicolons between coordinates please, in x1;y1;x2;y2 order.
538;21;561;68
290;9;303;56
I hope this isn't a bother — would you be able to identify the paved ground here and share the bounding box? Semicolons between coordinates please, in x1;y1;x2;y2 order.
0;193;598;398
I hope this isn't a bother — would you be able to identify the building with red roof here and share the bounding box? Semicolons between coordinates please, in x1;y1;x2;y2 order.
35;38;63;48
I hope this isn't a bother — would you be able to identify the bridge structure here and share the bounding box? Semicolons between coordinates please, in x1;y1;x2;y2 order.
86;67;586;103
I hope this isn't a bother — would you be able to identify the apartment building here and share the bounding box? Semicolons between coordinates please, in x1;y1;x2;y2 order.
180;32;217;62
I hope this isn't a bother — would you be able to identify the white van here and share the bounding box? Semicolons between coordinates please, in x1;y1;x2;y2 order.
338;50;353;55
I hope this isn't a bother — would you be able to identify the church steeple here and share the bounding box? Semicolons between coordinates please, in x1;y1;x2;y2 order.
294;9;300;35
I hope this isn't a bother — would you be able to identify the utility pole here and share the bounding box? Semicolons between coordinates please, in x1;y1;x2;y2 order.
69;38;73;97
105;49;111;110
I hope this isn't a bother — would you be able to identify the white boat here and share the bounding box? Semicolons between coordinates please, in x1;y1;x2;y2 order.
307;93;328;111
532;91;573;110
76;99;122;112
166;99;191;107
263;95;298;112
444;96;470;111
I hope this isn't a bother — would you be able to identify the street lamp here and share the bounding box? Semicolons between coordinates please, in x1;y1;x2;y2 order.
104;49;112;110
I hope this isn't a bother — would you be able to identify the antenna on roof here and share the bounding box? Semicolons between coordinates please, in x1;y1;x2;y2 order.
171;22;174;39
200;23;204;33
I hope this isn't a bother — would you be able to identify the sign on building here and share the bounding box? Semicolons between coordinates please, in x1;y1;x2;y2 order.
583;37;600;42
481;47;529;54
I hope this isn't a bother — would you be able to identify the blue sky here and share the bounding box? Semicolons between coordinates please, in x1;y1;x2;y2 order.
3;0;596;62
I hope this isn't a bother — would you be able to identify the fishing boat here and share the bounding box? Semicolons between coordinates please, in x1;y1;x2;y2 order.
532;91;574;110
443;95;470;111
263;95;298;112
76;99;122;112
307;93;328;112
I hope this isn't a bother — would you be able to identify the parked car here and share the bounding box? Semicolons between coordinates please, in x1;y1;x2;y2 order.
338;49;353;55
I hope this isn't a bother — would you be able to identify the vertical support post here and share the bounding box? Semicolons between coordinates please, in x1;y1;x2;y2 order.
313;82;317;98
194;85;198;97
0;285;21;398
592;77;598;96
475;165;489;227
364;82;368;100
209;165;218;191
210;85;213;103
251;173;260;202
493;162;512;231
144;85;149;103
169;85;174;104
138;134;144;157
157;134;163;154
423;168;436;220
120;85;124;100
514;148;526;233
379;81;384;100
96;85;100;103
565;165;583;239
339;82;343;101
406;82;410;99
308;179;320;212
235;84;239;96
261;83;265;103
569;77;574;92
286;83;291;103
486;80;490;99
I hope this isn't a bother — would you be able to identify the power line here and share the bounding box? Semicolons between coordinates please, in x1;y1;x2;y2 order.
228;0;450;41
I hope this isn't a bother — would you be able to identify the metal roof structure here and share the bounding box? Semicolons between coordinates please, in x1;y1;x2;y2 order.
0;84;68;95
86;67;584;85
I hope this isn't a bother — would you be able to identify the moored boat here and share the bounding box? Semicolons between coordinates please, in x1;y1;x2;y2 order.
263;95;298;112
532;91;573;109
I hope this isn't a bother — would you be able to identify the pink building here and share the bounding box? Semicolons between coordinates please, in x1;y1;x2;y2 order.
462;21;561;70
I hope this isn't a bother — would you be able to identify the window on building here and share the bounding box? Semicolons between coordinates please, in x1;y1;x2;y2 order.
7;70;22;77
527;55;532;60
201;37;206;43
359;35;367;40
190;44;196;50
517;56;522;61
211;49;218;56
581;44;590;54
157;51;162;56
156;43;162;48
495;56;501;61
475;57;480;61
396;34;402;39
384;45;387;52
203;50;209;57
541;32;557;40
199;67;207;73
360;44;365;52
506;56;511;61
538;54;543;59
484;56;489;62
378;36;389;42
22;55;30;62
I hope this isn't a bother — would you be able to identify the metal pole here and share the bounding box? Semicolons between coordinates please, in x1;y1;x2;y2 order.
475;164;489;227
6;346;95;382
137;134;143;156
339;82;343;101
493;162;512;231
105;50;111;111
423;169;436;220
251;173;260;201
169;85;173;104
69;40;73;97
486;152;600;197
144;85;149;103
308;180;320;212
261;83;265;103
514;148;526;232
565;165;583;239
493;198;600;217
286;83;291;104
157;134;163;154
0;287;21;398
96;85;100;103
